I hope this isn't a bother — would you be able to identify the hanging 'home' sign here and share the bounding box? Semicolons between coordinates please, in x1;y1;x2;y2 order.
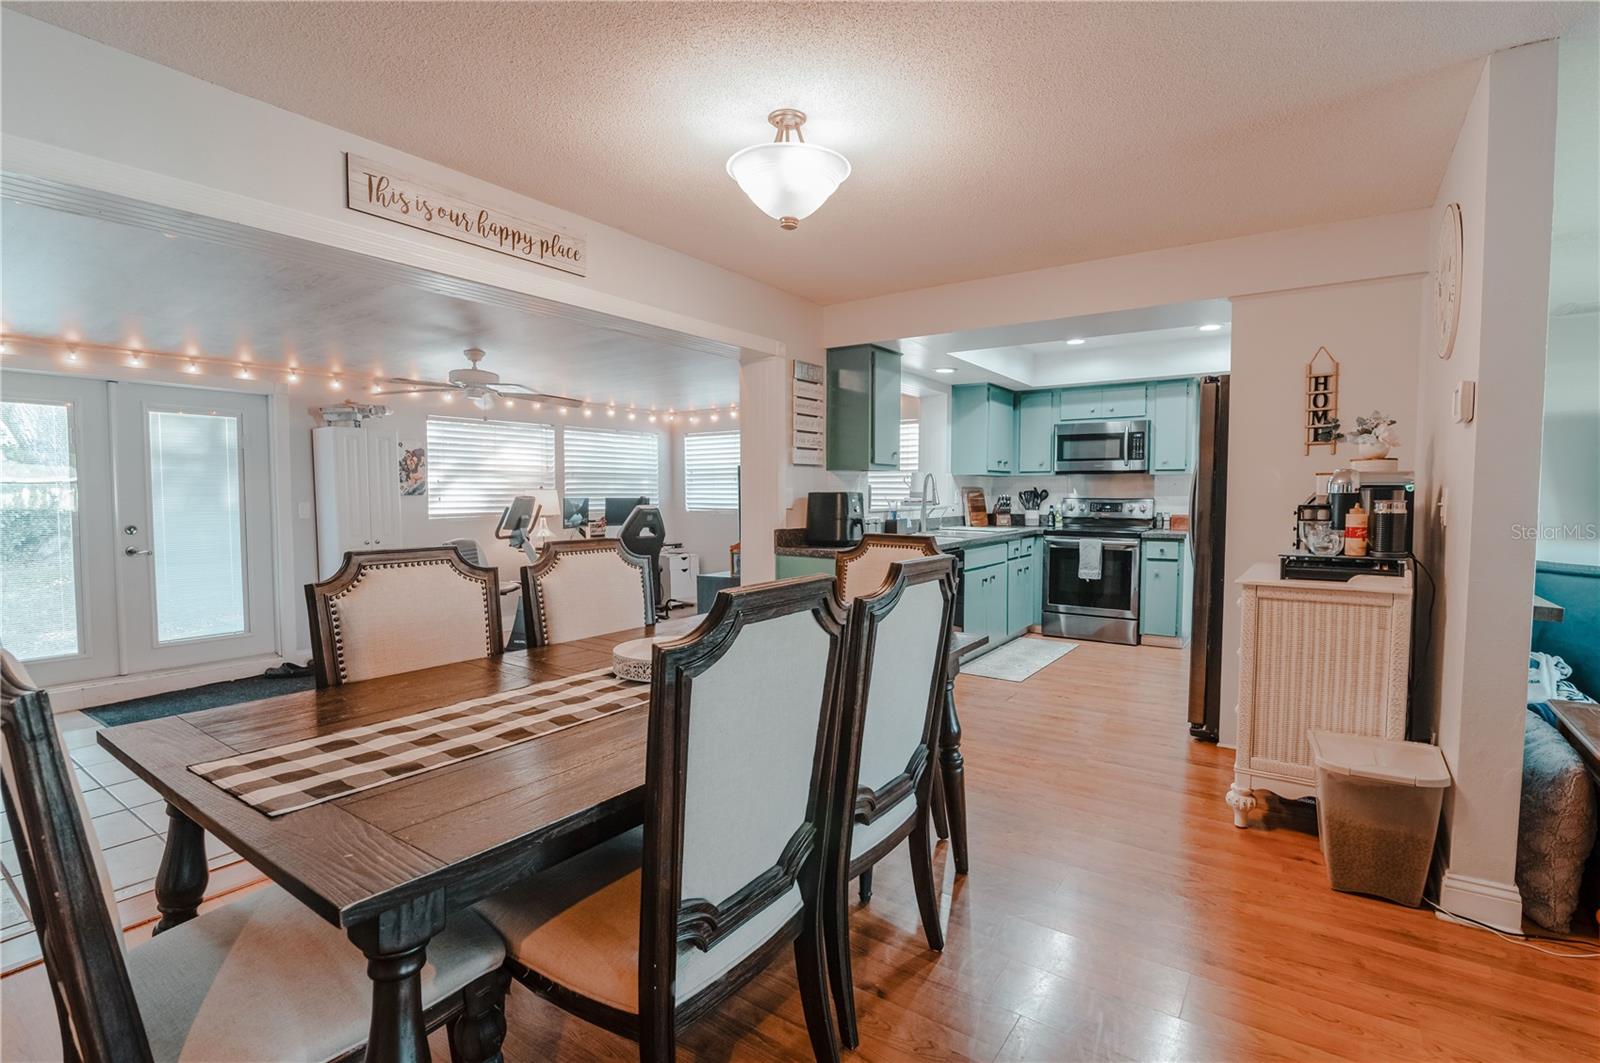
1304;346;1340;455
345;153;586;277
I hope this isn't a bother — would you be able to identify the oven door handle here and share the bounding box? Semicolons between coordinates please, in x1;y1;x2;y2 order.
1048;539;1139;551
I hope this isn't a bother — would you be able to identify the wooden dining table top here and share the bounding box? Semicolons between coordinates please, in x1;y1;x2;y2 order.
97;627;657;931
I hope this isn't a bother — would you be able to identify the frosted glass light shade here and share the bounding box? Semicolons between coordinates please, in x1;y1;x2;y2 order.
726;141;851;228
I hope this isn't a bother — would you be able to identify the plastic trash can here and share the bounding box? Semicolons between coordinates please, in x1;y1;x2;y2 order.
1307;731;1452;906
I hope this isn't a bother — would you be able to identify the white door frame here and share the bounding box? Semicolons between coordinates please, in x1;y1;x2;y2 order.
0;371;119;686
110;382;277;674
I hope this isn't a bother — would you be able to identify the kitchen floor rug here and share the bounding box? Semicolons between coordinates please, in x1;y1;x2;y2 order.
961;637;1077;682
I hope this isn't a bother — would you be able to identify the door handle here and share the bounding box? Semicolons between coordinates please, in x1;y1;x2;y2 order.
124;547;152;557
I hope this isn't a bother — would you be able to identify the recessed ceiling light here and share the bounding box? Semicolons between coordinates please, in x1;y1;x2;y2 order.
1197;323;1223;332
1066;338;1087;346
935;367;957;375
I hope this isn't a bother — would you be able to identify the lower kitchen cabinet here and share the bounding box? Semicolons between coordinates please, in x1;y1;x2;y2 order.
775;554;836;580
964;560;1008;650
1139;538;1189;642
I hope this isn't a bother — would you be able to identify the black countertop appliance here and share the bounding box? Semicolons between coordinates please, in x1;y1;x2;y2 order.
1361;482;1414;558
806;491;864;547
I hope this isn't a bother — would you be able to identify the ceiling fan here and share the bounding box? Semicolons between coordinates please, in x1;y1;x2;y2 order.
376;347;583;410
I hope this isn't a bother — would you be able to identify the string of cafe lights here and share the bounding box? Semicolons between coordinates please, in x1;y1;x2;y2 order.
0;333;740;424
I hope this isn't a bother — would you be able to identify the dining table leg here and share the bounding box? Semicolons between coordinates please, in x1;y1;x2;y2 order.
940;667;970;875
153;804;209;934
350;892;447;1063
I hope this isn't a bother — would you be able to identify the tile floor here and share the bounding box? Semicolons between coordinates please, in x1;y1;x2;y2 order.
1;712;246;974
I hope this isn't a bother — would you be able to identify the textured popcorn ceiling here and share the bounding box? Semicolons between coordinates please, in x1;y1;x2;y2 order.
8;1;1589;304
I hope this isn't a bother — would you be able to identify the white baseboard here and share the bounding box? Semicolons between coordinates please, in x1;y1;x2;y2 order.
46;654;291;713
1436;871;1523;933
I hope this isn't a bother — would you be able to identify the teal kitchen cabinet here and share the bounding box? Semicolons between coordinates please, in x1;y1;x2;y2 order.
1057;383;1149;421
826;344;902;471
1149;378;1194;472
1016;389;1059;473
951;383;1018;475
964;561;1008;649
775;554;836;580
1139;538;1187;641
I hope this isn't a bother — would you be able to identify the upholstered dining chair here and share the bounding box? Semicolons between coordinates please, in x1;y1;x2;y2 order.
834;533;942;604
474;575;847;1062
305;547;503;687
0;649;510;1063
520;539;656;646
824;555;957;1048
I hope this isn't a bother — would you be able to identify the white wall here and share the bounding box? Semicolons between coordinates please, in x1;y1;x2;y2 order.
1220;275;1425;748
0;9;823;595
1412;42;1559;931
1537;311;1600;566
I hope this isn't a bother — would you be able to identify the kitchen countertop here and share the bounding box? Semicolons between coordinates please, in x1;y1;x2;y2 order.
1142;529;1190;540
773;525;1045;557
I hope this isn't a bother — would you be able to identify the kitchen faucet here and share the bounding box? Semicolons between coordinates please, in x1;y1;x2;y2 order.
906;472;940;533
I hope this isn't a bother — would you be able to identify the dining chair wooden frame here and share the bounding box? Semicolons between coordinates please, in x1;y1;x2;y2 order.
491;575;846;1062
305;547;503;688
833;533;942;605
519;538;656;648
824;554;957;1048
0;653;511;1063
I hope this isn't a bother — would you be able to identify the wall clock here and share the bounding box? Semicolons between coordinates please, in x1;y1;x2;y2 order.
1433;201;1463;359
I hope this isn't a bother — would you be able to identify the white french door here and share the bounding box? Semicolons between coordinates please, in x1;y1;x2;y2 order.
1;373;277;684
111;384;276;673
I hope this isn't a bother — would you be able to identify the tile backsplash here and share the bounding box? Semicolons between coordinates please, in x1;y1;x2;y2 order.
954;472;1194;521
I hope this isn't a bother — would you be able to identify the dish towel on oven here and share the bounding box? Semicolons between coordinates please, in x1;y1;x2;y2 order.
189;668;648;816
1077;539;1103;580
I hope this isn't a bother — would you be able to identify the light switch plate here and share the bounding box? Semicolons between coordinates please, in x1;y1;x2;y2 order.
298;501;312;520
1452;380;1476;423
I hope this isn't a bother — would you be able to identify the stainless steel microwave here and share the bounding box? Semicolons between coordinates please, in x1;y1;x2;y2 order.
1053;419;1149;473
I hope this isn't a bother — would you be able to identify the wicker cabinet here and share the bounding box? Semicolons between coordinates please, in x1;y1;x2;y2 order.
1227;563;1413;827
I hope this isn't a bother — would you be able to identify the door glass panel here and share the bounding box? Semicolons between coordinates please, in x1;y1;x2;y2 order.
1046;544;1136;613
148;410;246;642
0;401;80;659
1058;433;1124;462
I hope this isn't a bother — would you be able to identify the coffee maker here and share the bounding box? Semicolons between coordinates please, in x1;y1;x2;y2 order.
1359;479;1414;558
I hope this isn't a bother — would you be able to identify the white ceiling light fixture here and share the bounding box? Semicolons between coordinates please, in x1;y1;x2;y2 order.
727;109;851;231
1197;323;1223;332
1066;338;1087;346
935;367;957;374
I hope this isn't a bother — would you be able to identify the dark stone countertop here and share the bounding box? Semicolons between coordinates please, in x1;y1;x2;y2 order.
773;524;1047;557
1142;529;1190;540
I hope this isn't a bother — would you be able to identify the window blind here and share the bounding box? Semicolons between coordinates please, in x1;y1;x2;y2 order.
867;420;920;512
426;416;556;518
562;427;660;503
683;430;740;511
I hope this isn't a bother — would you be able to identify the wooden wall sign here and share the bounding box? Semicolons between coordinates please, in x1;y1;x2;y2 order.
345;153;586;277
792;360;824;466
1304;346;1340;455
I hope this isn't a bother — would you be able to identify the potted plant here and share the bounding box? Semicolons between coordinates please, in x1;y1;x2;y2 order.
1332;411;1401;459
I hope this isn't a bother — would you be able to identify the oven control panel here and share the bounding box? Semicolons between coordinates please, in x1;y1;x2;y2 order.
1060;497;1153;519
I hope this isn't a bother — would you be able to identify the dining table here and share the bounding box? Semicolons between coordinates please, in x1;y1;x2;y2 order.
96;622;977;1063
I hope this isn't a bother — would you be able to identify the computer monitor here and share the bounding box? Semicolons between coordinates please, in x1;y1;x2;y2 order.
562;496;590;530
604;495;649;527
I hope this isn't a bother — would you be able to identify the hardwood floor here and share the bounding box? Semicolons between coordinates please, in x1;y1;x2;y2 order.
5;638;1597;1061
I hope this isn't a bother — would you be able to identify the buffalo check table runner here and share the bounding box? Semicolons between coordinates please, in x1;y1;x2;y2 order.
190;668;648;816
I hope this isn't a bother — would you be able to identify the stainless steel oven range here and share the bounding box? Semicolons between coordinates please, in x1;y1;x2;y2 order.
1042;497;1154;645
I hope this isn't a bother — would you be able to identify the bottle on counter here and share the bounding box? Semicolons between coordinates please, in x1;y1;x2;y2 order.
1344;503;1368;557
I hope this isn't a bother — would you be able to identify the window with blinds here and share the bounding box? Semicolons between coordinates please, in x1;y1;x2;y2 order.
426;416;556;518
867;419;920;512
562;427;660;504
682;430;740;511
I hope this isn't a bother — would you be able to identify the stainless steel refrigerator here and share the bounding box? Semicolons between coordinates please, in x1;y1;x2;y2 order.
1187;375;1229;741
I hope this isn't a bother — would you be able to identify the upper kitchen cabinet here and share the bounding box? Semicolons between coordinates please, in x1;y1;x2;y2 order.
826;344;903;471
1149;378;1194;472
952;383;1018;474
1057;383;1149;421
1016;389;1059;473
